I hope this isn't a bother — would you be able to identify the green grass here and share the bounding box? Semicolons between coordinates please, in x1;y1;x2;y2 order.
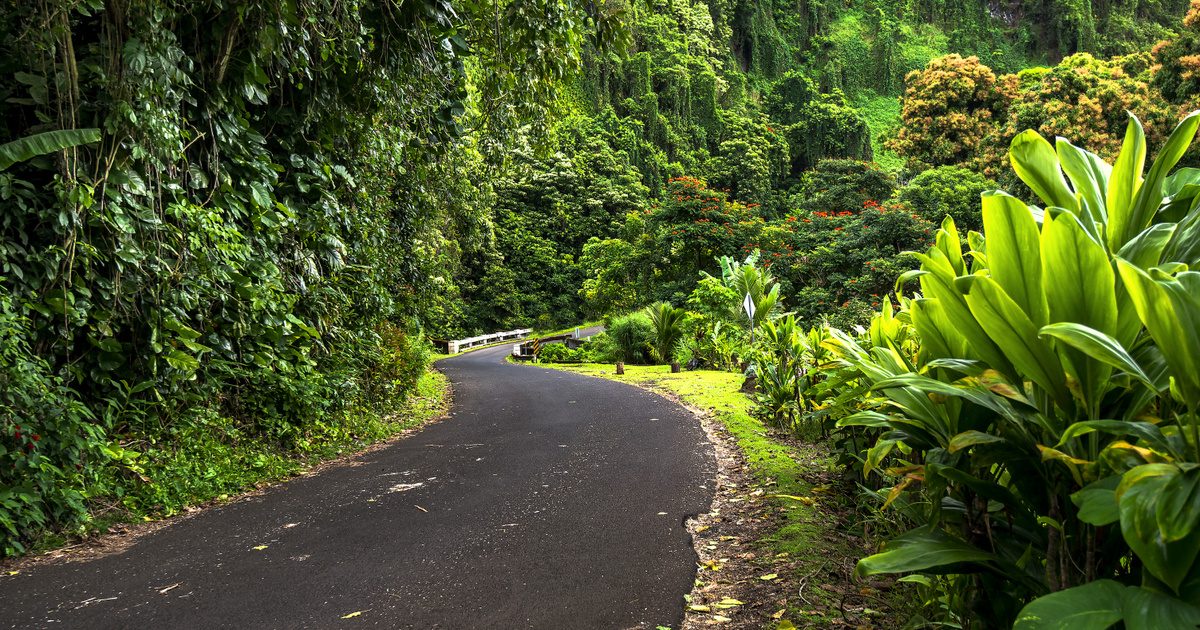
538;362;863;624
856;92;905;173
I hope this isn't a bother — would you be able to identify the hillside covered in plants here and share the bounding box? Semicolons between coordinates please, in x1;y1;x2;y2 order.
3;0;1200;625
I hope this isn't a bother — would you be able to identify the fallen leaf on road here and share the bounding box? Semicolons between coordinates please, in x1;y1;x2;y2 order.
341;611;364;619
771;609;786;619
688;604;711;612
157;583;181;594
777;621;797;630
7;570;19;576
772;494;815;505
414;505;428;513
714;597;743;609
759;573;779;581
712;614;732;622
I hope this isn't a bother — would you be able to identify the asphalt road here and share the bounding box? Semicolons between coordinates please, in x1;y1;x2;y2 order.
0;343;715;629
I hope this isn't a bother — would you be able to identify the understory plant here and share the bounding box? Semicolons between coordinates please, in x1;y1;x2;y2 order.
829;111;1200;626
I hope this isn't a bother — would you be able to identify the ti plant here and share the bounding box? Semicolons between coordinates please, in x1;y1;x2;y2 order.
831;111;1200;627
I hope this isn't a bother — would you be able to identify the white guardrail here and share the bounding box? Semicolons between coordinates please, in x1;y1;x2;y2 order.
447;329;532;354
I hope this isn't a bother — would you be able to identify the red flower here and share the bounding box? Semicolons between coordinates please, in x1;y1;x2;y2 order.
32;434;40;442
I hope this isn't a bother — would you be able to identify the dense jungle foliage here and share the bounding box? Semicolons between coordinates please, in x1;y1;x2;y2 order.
4;4;1200;627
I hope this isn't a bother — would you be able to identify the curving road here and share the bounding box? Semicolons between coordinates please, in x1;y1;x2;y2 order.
0;343;714;628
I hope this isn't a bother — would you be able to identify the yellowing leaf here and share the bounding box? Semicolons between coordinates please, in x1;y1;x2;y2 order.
688;605;711;612
759;573;779;581
713;615;732;622
252;545;268;551
777;621;797;630
771;609;786;619
341;611;363;619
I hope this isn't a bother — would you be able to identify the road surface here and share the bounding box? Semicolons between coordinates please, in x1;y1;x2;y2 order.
0;343;714;629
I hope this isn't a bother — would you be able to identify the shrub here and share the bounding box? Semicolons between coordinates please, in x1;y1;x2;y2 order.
601;312;655;364
894;165;996;233
0;289;105;555
537;343;587;364
363;323;432;407
888;55;1015;169
831;112;1200;626
793;159;897;215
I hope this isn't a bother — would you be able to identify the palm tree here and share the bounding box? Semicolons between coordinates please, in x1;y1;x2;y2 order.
644;302;686;365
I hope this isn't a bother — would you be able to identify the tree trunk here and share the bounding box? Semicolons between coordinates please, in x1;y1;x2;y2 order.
615;361;624;375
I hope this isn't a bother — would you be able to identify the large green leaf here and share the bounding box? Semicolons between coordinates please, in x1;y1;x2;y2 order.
1158;467;1200;544
1118;464;1200;592
948;430;1005;453
855;527;995;578
1013;579;1126;630
1114;223;1178;345
1115;261;1200;402
1123;111;1200;247
914;251;1014;377
1056;137;1111;230
1164;200;1200;267
1040;211;1119;408
1106;114;1148;251
1058;420;1169;451
962;276;1066;405
1015;580;1200;630
1120;584;1200;630
0;128;102;171
1041;213;1115;332
982;192;1048;324
1010;130;1078;211
1038;323;1154;392
1072;475;1121;526
910;298;966;365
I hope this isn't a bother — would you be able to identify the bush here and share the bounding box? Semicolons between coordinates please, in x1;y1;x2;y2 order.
598;312;655;363
0;289;105;555
363;323;432;407
537;343;587;364
830;113;1200;626
793;159;897;215
894;165;995;233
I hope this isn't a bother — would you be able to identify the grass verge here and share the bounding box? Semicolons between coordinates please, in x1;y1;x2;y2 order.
537;362;893;627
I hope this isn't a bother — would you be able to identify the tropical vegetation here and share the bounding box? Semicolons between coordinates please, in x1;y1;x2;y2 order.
5;2;1200;626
